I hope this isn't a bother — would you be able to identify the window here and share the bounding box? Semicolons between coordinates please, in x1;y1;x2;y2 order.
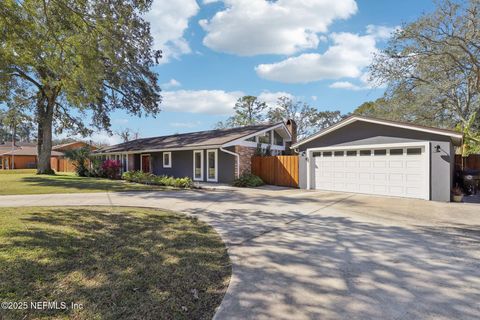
334;151;344;157
374;149;387;156
407;148;422;155
323;151;332;157
273;131;284;146
313;152;322;157
163;152;172;168
360;150;371;156
207;149;218;182
258;131;271;144
346;150;357;156
193;150;203;181
390;148;403;155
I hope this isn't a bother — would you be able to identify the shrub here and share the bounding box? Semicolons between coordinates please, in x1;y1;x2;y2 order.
102;159;121;179
121;171;193;188
232;173;264;188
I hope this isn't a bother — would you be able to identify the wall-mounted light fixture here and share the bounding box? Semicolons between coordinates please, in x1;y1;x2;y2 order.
434;145;441;153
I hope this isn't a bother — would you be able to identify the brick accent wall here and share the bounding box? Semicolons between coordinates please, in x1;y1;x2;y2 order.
234;145;257;176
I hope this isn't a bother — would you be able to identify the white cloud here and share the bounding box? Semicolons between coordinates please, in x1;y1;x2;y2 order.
161;78;182;89
199;0;357;56
255;25;395;84
311;96;318;101
145;0;199;62
256;32;376;83
162;90;243;115
329;81;365;91
159;90;295;115
258;91;294;108
366;24;399;40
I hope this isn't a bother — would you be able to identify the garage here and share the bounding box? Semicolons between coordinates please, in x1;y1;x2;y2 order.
293;116;463;202
311;143;429;200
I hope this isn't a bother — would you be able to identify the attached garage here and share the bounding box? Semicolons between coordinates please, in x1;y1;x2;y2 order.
294;116;463;202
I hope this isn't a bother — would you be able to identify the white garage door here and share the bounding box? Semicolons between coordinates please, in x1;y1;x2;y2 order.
311;143;429;200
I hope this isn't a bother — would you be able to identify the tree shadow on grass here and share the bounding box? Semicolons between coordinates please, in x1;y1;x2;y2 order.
20;176;157;192
0;207;231;320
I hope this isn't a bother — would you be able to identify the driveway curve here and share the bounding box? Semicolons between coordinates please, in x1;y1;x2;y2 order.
1;188;479;320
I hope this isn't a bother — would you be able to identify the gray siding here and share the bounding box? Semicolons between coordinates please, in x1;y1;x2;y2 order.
298;121;455;202
140;149;235;183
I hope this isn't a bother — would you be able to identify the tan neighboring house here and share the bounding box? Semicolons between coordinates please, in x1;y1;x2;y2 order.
0;141;95;171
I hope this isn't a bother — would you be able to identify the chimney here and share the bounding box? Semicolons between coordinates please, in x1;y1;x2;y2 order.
286;119;297;145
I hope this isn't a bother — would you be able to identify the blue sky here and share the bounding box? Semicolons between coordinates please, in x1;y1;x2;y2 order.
91;0;436;144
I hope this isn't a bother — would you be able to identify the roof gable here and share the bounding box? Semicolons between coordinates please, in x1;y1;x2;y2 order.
292;116;463;148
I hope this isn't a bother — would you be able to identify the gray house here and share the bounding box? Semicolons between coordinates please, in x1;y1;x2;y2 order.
293;116;463;202
94;122;294;184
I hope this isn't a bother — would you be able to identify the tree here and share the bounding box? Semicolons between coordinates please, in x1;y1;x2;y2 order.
216;96;268;128
64;146;92;177
116;128;140;142
370;0;480;132
267;96;345;138
0;0;162;174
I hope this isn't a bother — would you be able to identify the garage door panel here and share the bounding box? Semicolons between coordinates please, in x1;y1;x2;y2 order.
313;144;428;200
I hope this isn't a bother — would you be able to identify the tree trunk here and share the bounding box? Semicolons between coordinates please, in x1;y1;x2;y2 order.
11;124;16;169
36;97;55;174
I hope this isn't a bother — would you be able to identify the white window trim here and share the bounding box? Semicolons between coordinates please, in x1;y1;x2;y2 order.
140;154;151;173
206;149;218;182
163;151;172;168
193;150;204;181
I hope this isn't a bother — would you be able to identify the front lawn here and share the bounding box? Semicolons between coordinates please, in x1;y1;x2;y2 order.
0;207;231;320
0;170;167;195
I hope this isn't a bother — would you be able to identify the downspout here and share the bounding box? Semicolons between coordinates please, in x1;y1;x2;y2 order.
220;147;240;179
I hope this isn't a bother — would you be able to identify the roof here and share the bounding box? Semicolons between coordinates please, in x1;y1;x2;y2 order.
0;146;64;156
292;115;464;148
52;141;96;151
95;123;283;154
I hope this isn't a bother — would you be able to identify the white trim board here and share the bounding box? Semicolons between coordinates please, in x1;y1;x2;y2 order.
193;150;204;181
163;151;172;168
293;116;462;148
206;149;218;182
223;123;292;147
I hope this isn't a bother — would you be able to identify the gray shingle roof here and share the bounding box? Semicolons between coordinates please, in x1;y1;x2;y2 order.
95;123;279;153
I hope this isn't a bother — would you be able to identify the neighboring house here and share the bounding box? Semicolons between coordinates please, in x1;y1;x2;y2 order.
51;141;97;172
93;122;294;183
0;143;63;169
0;141;93;171
293;115;463;202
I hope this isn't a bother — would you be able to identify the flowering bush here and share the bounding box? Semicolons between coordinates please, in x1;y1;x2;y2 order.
101;159;122;179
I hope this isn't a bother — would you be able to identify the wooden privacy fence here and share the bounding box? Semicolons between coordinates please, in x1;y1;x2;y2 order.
251;155;299;188
455;154;480;170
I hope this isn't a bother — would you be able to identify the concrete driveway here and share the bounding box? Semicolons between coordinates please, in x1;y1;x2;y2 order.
1;188;479;320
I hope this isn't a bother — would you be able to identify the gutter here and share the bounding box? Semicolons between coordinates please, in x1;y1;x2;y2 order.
220;147;240;179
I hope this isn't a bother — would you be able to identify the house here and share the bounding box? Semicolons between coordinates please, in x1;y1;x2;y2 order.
293;115;463;202
50;141;97;172
93;122;295;183
0;143;63;169
0;141;93;171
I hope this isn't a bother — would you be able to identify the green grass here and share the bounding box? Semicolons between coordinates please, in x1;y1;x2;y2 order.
0;170;169;195
0;207;231;320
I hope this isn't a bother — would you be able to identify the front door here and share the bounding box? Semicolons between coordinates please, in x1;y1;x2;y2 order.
141;154;150;173
207;149;218;182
